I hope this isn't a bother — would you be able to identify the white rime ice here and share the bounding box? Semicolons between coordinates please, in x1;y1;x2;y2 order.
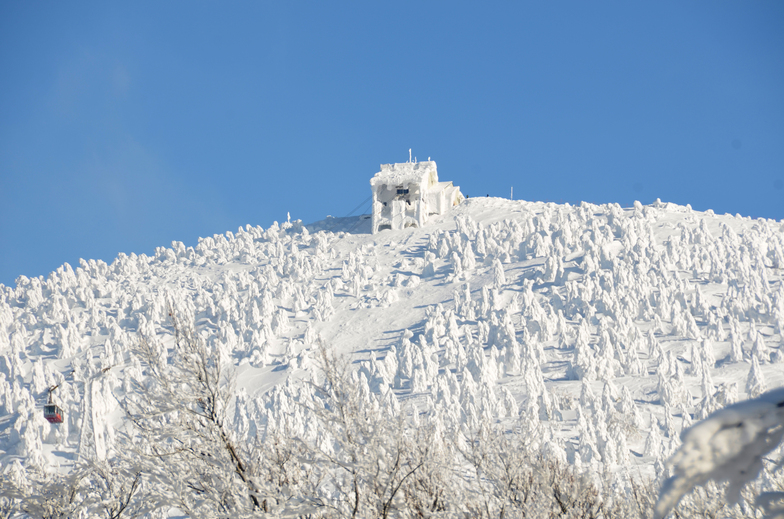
655;387;784;519
746;355;767;398
2;197;784;517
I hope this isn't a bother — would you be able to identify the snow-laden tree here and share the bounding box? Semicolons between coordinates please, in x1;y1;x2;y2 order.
655;386;784;519
492;258;506;288
1;458;143;519
746;356;768;398
120;303;269;517
296;348;449;518
456;422;653;518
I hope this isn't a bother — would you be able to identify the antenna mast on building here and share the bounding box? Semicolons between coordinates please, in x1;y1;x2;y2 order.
409;149;412;163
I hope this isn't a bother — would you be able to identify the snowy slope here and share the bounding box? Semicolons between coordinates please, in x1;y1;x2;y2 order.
2;196;784;513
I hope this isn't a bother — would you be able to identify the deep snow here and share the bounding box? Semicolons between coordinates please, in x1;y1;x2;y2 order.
2;196;784;513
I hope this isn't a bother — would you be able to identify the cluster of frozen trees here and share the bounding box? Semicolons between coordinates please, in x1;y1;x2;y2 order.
0;218;343;471
0;307;597;517
3;306;784;518
3;198;784;516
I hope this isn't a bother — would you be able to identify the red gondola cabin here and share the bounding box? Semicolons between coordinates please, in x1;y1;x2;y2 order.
44;404;64;424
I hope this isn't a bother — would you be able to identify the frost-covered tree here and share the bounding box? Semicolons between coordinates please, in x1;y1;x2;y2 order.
656;387;784;519
298;348;445;518
456;423;652;518
1;459;143;519
745;356;767;398
492;258;506;288
752;331;770;364
120;304;267;517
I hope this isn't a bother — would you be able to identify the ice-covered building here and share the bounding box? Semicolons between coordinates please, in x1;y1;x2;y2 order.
370;160;463;234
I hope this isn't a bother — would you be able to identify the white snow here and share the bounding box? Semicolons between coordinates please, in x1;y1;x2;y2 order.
1;195;784;516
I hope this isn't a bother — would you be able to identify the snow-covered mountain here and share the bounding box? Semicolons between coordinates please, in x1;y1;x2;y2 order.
2;196;784;517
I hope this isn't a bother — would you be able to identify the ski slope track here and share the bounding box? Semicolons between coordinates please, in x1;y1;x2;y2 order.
2;197;784;515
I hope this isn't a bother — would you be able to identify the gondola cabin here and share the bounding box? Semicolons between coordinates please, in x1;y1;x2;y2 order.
44;403;64;424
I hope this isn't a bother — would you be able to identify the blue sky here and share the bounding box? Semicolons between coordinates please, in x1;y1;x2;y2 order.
1;2;783;287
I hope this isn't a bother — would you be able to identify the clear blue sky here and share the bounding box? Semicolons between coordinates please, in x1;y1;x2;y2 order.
1;2;783;287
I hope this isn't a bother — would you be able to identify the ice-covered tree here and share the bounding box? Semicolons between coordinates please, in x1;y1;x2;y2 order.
492;258;506;288
655;387;784;519
120;304;267;516
745;356;767;398
1;458;143;519
298;348;443;518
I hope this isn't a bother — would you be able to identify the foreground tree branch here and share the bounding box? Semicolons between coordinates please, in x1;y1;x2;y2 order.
120;302;263;517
